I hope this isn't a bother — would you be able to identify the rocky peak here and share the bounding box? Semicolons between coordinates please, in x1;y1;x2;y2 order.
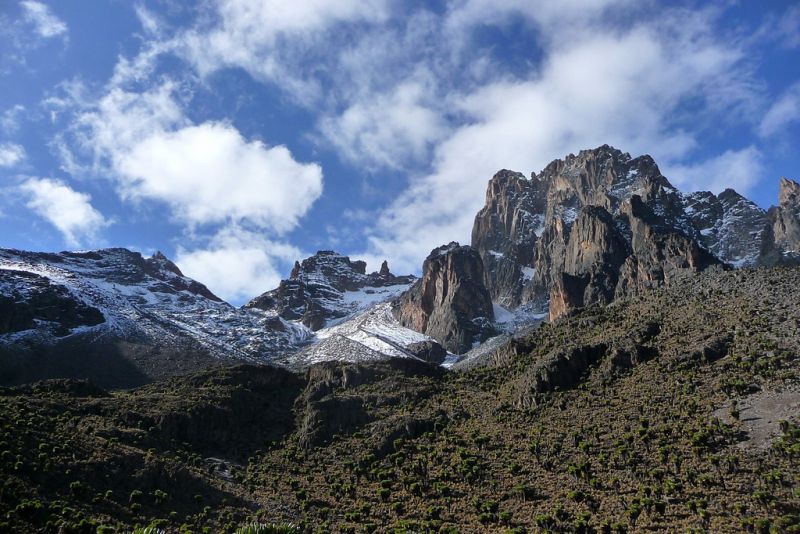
246;251;415;331
779;177;800;206
147;251;184;277
682;189;768;267
393;243;494;354
289;250;368;292
141;250;222;302
471;145;789;319
764;177;800;261
472;169;547;307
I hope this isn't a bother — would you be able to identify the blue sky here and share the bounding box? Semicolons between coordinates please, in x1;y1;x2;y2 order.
1;0;799;304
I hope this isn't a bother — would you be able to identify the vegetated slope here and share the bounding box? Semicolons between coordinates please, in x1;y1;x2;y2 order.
0;267;798;532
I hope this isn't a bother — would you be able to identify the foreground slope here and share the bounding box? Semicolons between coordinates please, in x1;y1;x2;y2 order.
0;266;798;532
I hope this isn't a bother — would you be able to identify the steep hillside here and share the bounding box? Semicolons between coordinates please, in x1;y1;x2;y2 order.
1;266;797;532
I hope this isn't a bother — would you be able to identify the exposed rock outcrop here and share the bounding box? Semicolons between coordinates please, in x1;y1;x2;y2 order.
548;196;723;320
393;243;494;354
296;359;444;450
0;270;105;336
246;251;415;330
513;343;608;408
472;170;547;307
406;340;448;364
472;145;775;319
763;177;800;264
682;189;768;267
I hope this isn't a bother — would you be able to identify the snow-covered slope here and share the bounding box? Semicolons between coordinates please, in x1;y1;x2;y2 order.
0;248;312;363
0;248;425;385
283;303;438;367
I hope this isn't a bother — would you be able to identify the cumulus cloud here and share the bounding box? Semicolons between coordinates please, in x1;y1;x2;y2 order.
117;122;323;232
175;226;302;303
20;178;108;247
0;143;26;167
20;1;67;39
67;82;322;233
759;82;800;138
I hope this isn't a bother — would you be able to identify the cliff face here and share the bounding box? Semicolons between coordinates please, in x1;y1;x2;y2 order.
393;243;494;354
471;170;547;307
548;197;723;320
471;145;778;319
763;177;800;265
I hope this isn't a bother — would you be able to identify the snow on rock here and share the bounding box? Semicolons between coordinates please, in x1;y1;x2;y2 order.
0;248;312;363
286;303;440;368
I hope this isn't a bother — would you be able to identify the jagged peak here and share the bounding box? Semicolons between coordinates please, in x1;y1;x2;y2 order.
779;176;800;206
429;241;464;258
491;169;527;181
148;250;184;277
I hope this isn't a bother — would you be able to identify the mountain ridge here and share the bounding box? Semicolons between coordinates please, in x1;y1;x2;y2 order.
1;145;798;386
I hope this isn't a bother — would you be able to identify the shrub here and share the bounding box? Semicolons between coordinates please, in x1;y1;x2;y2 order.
234;524;300;534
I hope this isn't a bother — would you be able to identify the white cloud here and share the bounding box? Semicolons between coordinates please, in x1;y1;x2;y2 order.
65;81;322;234
0;142;25;167
1;105;26;134
21;1;67;39
179;0;391;104
20;178;108;247
319;79;448;170
664;147;763;195
175;226;301;303
116;122;323;232
75;82;186;160
355;8;759;273
759;82;800;138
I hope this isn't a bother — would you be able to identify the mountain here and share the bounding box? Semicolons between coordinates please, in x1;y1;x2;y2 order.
1;264;797;532
0;248;425;387
1;145;798;385
245;250;415;330
471;145;798;319
0;248;313;387
763;177;800;264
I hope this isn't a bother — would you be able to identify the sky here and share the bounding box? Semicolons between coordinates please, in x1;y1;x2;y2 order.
1;0;799;305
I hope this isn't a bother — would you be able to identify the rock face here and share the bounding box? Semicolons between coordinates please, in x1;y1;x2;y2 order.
548;197;723;320
472;170;547;307
471;145;782;319
682;189;768;267
393;243;494;354
0;270;105;336
763;177;800;264
246;251;415;330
